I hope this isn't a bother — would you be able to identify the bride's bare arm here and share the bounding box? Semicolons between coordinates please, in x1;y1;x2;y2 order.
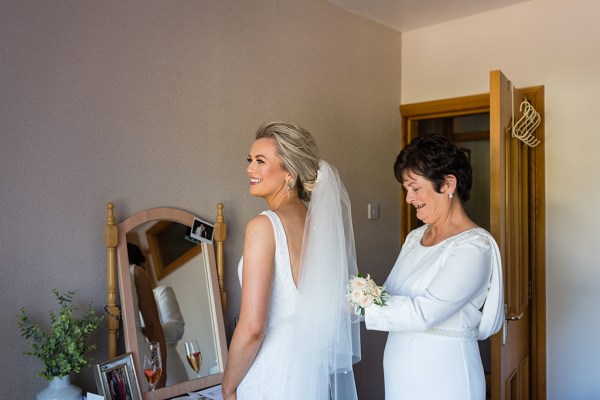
222;215;275;399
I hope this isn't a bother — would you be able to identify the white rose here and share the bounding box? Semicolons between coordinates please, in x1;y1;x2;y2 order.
358;293;374;308
350;287;363;304
370;285;382;298
350;276;368;291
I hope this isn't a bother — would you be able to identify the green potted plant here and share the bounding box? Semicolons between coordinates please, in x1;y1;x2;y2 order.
17;289;102;400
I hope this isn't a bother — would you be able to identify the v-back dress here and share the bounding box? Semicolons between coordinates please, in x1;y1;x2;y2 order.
236;210;298;400
365;225;500;400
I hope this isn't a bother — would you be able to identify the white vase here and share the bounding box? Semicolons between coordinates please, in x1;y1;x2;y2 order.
36;375;82;400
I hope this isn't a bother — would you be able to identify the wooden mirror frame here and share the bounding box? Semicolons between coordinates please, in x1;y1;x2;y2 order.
104;203;228;399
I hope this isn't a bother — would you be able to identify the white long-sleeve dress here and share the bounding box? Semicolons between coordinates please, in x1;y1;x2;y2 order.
365;225;502;400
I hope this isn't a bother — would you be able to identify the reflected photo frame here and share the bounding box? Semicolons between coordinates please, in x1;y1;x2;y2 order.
95;353;142;400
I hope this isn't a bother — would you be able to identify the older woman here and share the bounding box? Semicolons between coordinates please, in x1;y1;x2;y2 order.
365;134;503;399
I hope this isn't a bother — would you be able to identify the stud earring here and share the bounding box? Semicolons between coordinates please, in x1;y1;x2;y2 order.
449;193;454;199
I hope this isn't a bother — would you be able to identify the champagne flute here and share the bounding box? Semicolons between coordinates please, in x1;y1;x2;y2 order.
185;340;202;377
143;341;162;400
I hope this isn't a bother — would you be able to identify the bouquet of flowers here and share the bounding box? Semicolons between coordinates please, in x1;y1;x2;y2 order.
347;274;389;316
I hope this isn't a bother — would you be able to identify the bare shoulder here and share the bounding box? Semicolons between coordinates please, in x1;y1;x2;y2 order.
244;214;275;252
245;213;273;235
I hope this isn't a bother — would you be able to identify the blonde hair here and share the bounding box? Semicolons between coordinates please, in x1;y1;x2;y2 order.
255;121;320;201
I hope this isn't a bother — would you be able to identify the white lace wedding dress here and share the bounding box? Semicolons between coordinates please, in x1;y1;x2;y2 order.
236;210;298;400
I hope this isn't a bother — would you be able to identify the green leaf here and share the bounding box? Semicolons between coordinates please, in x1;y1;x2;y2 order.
16;289;103;381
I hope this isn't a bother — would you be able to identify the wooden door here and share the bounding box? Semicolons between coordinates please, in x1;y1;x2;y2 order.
489;70;530;398
489;71;546;399
399;70;546;399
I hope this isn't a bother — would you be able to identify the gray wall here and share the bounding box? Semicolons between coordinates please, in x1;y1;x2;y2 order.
1;1;402;398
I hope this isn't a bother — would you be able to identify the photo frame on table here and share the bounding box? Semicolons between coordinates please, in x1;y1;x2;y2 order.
95;353;142;400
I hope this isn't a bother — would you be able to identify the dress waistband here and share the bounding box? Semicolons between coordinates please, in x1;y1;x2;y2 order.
423;327;479;341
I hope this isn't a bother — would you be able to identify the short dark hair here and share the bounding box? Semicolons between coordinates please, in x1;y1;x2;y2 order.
393;134;473;202
127;243;146;265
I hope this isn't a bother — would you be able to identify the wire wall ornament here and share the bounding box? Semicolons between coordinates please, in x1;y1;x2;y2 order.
510;83;542;147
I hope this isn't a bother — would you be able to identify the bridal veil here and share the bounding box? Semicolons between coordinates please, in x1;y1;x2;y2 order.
284;160;361;400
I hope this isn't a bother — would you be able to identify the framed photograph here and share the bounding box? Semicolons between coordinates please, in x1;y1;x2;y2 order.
190;217;215;244
95;353;142;400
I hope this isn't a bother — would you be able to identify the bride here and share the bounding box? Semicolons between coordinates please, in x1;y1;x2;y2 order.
222;122;361;400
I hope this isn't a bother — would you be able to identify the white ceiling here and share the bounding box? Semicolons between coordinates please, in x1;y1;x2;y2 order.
326;0;530;32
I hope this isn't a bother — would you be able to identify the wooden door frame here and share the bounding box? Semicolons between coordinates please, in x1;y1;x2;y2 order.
399;89;546;399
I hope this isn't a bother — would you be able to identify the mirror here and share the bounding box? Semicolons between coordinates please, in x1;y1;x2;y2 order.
105;204;228;399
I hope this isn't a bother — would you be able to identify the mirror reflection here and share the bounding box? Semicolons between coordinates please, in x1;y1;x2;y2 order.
106;204;227;399
126;220;219;390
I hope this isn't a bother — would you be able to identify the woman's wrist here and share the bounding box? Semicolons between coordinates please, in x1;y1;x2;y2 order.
222;387;236;399
221;377;236;397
